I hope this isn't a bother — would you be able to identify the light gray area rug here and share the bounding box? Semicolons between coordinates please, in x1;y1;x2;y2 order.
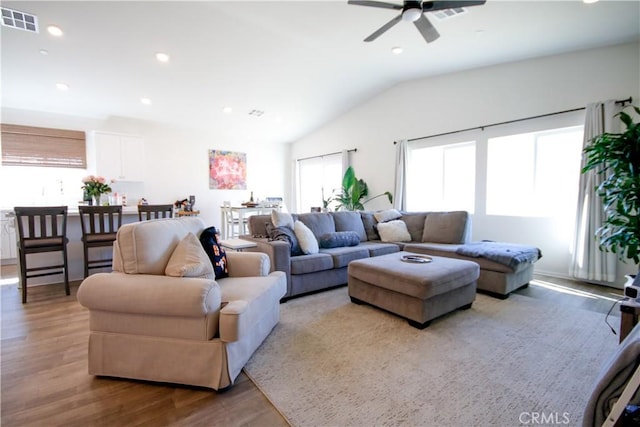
244;286;619;427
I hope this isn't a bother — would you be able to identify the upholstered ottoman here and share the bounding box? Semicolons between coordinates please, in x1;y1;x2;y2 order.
347;251;479;329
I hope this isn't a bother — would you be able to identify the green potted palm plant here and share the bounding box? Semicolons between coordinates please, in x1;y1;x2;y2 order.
582;105;640;285
330;166;393;211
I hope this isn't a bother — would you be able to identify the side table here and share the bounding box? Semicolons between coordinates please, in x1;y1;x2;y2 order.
619;301;640;343
219;238;257;252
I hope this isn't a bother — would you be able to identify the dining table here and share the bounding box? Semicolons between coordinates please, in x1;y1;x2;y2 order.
220;205;280;239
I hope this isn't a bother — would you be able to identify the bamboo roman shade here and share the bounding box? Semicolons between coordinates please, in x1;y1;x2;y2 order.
1;124;86;168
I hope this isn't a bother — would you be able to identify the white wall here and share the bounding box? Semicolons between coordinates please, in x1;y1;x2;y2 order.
0;109;289;236
291;42;640;286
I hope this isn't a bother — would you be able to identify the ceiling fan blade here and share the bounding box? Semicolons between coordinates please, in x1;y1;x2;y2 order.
364;14;403;42
414;14;440;43
421;0;486;12
348;0;403;11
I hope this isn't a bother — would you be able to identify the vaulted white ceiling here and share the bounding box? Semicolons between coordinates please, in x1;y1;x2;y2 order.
2;1;639;144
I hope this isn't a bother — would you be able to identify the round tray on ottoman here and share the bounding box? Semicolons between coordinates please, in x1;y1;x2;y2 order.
347;251;479;329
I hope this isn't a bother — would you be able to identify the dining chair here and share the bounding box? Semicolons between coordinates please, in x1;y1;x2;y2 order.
78;205;123;278
222;201;245;238
14;206;70;303
138;204;173;221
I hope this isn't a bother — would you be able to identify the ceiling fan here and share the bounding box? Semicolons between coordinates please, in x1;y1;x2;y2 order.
348;0;486;44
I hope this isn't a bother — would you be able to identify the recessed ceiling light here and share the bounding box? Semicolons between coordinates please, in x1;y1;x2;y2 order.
140;97;152;105
155;52;170;63
222;107;233;114
391;46;403;55
583;0;599;3
55;82;69;91
39;48;49;55
47;25;63;36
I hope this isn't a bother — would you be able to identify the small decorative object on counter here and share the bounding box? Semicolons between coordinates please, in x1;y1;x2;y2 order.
138;198;148;206
174;198;190;211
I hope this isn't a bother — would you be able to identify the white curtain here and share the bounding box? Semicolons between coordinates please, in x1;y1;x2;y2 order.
570;100;621;282
341;149;350;178
393;140;408;211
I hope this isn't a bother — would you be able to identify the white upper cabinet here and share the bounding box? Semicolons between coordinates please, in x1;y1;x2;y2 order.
91;132;145;182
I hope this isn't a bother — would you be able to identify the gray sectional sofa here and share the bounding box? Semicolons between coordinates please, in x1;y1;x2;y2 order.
241;210;540;300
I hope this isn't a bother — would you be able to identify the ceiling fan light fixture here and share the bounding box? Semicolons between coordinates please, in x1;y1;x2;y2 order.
402;8;422;22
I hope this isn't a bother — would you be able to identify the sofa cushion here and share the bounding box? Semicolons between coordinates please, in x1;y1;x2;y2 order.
266;223;303;256
320;246;370;268
377;220;412;242
332;211;367;242
422;211;468;244
271;210;294;229
199;226;229;279
290;253;334;275
318;231;361;249
297;212;336;239
165;232;214;279
114;217;206;275
359;241;401;257
399;212;428;242
360;212;380;241
294;220;319;254
374;208;402;223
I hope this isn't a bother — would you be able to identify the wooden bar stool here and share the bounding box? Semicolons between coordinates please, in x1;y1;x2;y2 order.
138;204;173;221
14;206;70;303
78;205;122;278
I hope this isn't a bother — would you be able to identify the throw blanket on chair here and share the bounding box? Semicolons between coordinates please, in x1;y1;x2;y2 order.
455;241;542;270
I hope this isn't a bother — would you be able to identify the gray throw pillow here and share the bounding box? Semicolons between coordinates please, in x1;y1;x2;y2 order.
360;212;379;241
266;223;303;256
318;231;361;249
422;211;468;244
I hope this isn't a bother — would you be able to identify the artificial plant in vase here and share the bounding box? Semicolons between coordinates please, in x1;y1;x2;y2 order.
582;105;640;285
330;166;393;211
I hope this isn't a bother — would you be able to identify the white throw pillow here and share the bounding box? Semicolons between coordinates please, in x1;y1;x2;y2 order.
374;209;402;223
377;220;411;242
165;232;214;279
271;210;294;229
294;220;319;254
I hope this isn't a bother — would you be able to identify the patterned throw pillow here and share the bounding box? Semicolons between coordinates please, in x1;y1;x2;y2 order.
199;226;228;280
318;231;361;249
266;223;303;256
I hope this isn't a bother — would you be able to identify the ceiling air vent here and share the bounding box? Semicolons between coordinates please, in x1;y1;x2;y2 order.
248;109;265;117
431;7;468;21
1;7;39;33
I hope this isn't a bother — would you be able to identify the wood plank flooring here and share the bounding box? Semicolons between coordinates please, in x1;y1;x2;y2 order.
0;265;623;427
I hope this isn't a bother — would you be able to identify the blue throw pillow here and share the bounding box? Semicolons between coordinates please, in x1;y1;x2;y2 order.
266;223;303;256
199;226;228;279
318;231;361;249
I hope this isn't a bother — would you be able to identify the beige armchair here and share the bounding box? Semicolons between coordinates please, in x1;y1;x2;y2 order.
77;217;286;390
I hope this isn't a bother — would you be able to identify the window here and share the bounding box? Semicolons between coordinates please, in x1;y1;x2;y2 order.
297;153;342;213
1;124;86;168
486;126;583;217
407;141;476;212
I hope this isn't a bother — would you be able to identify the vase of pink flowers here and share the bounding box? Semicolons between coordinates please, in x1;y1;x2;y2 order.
81;175;114;205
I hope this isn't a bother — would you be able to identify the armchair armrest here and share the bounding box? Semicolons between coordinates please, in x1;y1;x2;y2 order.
219;300;248;342
225;251;270;277
77;272;221;317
